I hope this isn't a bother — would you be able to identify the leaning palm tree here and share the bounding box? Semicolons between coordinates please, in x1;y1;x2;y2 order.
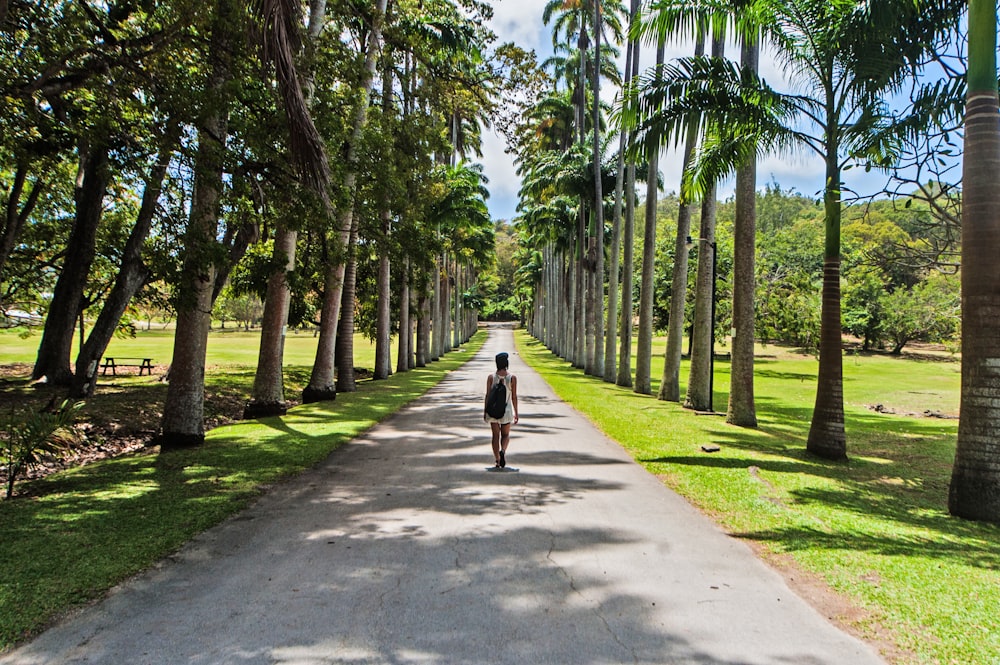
626;0;961;458
245;0;331;418
303;0;389;404
949;0;1000;523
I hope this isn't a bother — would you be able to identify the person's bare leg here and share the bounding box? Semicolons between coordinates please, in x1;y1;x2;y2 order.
500;423;511;466
490;422;501;465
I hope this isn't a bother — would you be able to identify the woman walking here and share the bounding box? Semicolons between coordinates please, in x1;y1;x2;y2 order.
484;352;518;468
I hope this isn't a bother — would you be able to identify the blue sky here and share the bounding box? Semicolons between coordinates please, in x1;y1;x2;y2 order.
480;0;904;222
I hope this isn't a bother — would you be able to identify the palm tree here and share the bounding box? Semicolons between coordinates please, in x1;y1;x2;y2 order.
605;0;642;383
949;0;1000;522
245;0;330;417
616;4;641;389
684;33;724;413
160;0;239;448
627;0;960;458
727;33;760;426
659;30;704;403
303;0;388;404
634;36;665;396
544;0;626;375
590;0;606;378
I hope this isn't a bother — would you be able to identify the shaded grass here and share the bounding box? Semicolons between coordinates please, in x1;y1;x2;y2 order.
515;331;998;665
0;329;391;438
0;332;483;651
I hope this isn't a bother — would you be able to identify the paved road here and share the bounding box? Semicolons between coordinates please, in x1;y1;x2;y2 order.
1;326;885;665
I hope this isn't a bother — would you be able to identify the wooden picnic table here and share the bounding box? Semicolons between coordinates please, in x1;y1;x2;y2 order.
100;357;154;376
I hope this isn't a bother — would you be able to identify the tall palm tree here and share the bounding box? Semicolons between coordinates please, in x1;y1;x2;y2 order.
627;0;960;458
727;33;760;426
544;0;626;375
684;33;724;413
590;0;606;378
616;4;642;389
949;0;1000;522
303;0;388;404
246;0;330;417
605;0;642;383
160;0;239;448
659;30;704;403
634;36;665;396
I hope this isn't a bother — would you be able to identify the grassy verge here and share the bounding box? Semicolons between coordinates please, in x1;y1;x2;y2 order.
0;332;483;651
515;330;999;665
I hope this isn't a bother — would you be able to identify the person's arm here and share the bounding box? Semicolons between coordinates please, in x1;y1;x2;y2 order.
484;374;493;420
511;375;518;424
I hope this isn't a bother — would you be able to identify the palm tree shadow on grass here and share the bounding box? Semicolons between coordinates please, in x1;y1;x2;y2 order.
641;392;990;566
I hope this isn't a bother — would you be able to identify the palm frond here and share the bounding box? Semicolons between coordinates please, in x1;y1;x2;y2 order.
617;54;812;160
248;0;330;196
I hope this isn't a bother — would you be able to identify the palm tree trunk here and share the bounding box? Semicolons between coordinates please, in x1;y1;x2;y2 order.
397;256;411;373
591;0;605;378
304;0;388;403
441;255;452;351
605;0;640;384
374;214;392;379
416;286;430;367
806;150;847;460
573;223;584;367
304;246;345;402
684;34;724;412
431;257;441;360
660;32;705;402
685;183;717;411
617;141;637;387
336;219;360;393
246;225;296;417
160;0;235;449
606;152;624;382
635;37;666;395
949;0;1000;522
727;36;759;426
453;259;462;349
585;227;597;374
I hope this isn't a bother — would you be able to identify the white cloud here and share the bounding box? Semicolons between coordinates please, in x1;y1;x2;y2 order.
480;123;521;220
488;0;550;55
480;0;549;221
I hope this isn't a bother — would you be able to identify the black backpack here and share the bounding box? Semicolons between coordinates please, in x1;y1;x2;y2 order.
486;374;507;418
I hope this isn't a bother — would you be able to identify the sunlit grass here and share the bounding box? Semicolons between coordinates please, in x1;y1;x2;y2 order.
515;330;997;665
0;327;381;371
0;331;483;650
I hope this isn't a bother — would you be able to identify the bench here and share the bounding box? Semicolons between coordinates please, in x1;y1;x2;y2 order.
100;357;154;376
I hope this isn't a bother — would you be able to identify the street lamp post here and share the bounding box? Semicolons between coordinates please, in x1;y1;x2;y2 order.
686;235;717;412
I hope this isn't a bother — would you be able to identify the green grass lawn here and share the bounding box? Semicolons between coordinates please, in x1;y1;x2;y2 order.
515;330;997;665
0;325;379;370
0;329;481;651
